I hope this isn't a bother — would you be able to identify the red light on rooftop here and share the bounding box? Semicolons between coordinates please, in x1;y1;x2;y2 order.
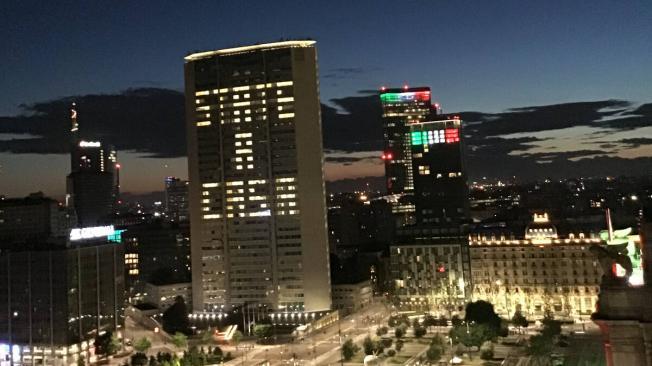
403;85;409;90
437;265;446;273
380;86;386;91
381;152;393;160
116;163;121;169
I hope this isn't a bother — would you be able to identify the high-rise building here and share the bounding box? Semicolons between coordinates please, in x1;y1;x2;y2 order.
0;192;74;244
380;87;432;226
184;40;331;313
66;104;119;226
409;117;469;226
164;177;189;222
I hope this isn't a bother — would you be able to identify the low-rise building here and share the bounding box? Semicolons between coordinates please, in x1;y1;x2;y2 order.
331;280;373;315
144;282;192;310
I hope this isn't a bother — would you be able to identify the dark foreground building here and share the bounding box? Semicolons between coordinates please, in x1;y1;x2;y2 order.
0;223;125;366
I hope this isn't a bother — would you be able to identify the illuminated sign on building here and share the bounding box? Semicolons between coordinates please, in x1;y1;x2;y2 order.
79;140;101;148
411;128;460;146
70;225;116;241
380;91;430;104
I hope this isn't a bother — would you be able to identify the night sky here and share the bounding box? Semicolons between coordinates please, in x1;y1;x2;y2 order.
1;1;651;198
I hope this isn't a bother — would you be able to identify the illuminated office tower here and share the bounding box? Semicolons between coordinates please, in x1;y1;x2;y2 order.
409;117;468;226
379;87;432;225
164;177;189;222
66;104;119;226
184;40;331;313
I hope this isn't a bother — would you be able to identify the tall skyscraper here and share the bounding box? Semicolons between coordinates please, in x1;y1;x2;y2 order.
184;40;331;313
409;117;468;226
66;104;119;226
380;87;432;226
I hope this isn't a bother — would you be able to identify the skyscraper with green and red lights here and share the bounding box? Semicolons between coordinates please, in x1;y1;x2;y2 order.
379;86;433;226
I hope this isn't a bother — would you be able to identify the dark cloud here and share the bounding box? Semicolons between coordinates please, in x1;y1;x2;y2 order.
1;88;651;184
618;137;652;148
0;88;185;157
322;67;367;79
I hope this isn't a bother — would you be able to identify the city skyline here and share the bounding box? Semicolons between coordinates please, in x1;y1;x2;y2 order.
1;1;652;198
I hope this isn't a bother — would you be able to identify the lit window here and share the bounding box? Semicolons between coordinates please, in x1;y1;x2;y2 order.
196;121;211;127
202;183;220;188
277;90;283;95
279;113;294;119
235;149;252;154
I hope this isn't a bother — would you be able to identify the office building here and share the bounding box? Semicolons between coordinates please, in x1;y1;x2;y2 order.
164;177;189;222
409;117;468;227
0;193;73;244
380;87;432;226
331;280;373;316
184;40;331;313
66;104;119;226
0;221;125;366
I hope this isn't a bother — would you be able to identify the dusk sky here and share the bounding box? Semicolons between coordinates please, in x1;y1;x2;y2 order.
1;1;651;198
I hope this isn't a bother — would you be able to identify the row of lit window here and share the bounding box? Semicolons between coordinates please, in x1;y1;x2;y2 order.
194;81;294;96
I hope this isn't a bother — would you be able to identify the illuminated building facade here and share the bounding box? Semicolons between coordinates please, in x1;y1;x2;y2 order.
380;87;432;226
66;104;119;226
469;213;609;320
0;225;125;366
184;41;331;313
409;117;468;227
390;238;469;313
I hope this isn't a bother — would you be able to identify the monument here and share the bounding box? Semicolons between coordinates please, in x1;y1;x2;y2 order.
592;207;652;366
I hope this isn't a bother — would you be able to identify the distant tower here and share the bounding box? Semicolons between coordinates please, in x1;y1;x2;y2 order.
66;103;118;226
379;87;432;226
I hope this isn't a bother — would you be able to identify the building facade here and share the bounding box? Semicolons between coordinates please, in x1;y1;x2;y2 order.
409;118;468;226
164;177;189;222
470;214;605;320
144;282;192;311
331;280;373;316
184;40;331;313
0;234;125;366
390;236;470;313
380;87;432;226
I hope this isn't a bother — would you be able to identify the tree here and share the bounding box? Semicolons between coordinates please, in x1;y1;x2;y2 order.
394;326;405;339
464;300;502;335
414;326;426;338
395;339;404;352
201;329;215;344
363;336;375;355
149;356;158;366
528;334;554;362
512;310;529;330
231;330;243;346
162;296;190;335
412;318;420;329
431;334;445;346
451;315;463;327
541;314;562;339
380;338;393;349
423;314;437;329
131;353;149;366
134;337;152;353
341;339;359;361
94;331;120;357
480;341;494;360
172;332;188;349
376;326;388;336
253;324;273;342
449;323;495;347
388;314;409;327
77;357;85;366
426;344;443;362
387;349;396;357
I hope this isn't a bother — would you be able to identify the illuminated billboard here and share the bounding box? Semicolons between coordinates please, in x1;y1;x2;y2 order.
411;128;459;146
69;225;124;242
380;91;430;104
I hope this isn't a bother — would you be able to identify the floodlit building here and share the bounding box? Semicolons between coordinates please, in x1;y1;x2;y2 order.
331;280;373;316
469;213;608;320
184;40;331;313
